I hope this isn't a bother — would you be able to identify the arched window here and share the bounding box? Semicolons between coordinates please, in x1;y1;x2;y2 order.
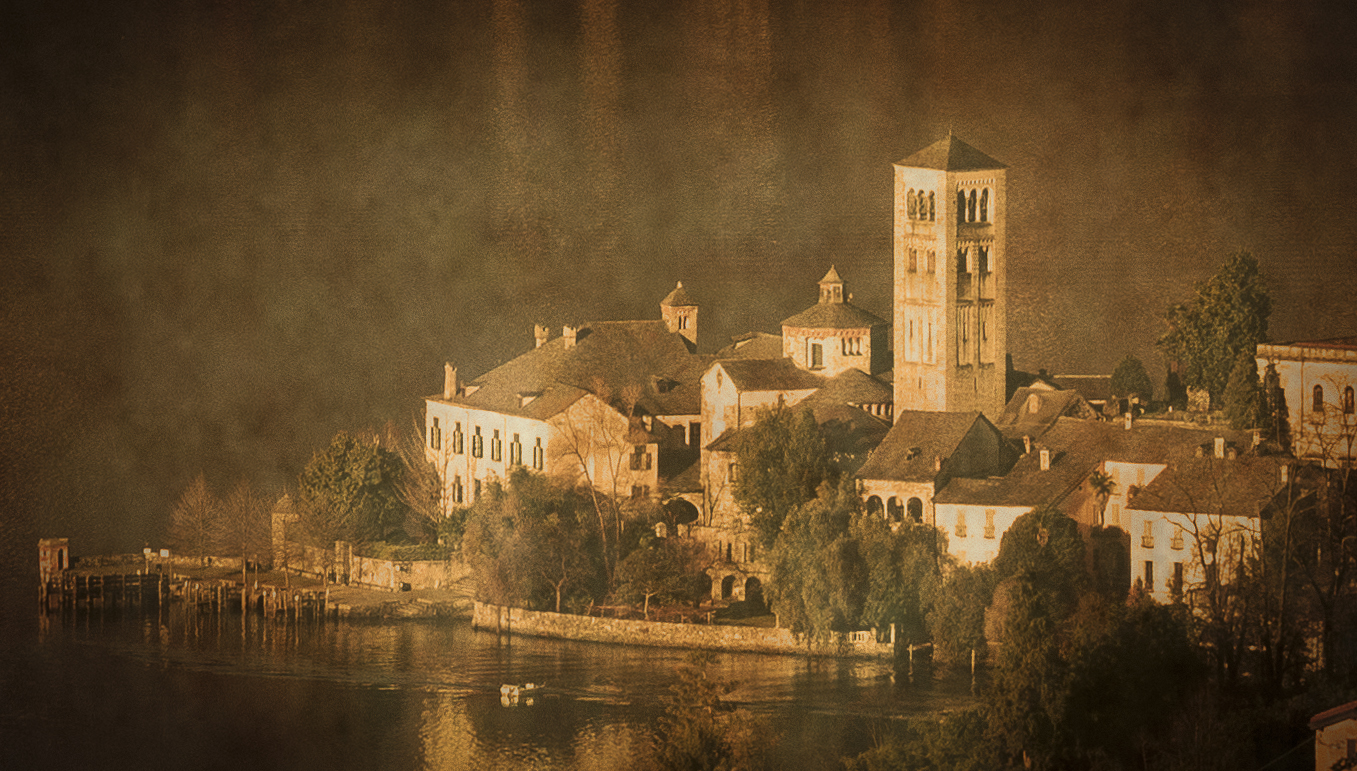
887;497;903;522
928;192;936;221
957;190;966;222
980;188;989;222
957;247;968;274
721;575;735;599
866;496;883;516
927;250;936;273
978;246;989;273
1345;386;1355;415
908;248;918;272
906;190;918;219
1314;384;1325;412
967;190;977;222
907;497;923;523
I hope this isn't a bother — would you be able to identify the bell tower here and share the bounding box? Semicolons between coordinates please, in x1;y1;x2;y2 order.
892;135;1007;419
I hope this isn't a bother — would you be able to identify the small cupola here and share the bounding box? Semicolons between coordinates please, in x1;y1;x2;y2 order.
660;281;699;348
818;265;845;304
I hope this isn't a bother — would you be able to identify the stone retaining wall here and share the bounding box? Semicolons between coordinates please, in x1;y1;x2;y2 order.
472;602;894;659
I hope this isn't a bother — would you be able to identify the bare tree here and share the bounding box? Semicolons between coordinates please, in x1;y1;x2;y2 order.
169;473;223;565
221;479;272;587
390;415;448;542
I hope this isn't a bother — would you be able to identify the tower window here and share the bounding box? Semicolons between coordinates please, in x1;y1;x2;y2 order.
927;250;936;273
957;248;968;274
978;246;989;274
956;190;966;222
907;189;918;219
980;188;989;222
968;190;977;222
908;248;918;273
928;192;935;221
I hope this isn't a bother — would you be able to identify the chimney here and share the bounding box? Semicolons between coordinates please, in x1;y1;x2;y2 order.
1039;448;1051;471
534;324;549;348
1214;437;1225;459
563;325;578;348
1022;435;1032;455
1124;412;1133;431
933;455;942;472
443;363;458;400
1281;464;1290;484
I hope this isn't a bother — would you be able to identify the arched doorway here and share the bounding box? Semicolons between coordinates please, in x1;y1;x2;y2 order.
866;496;883;517
721;575;735;600
907;497;923;523
887;497;903;523
744;577;764;610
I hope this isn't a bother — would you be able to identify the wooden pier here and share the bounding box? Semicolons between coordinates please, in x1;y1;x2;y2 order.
39;571;331;622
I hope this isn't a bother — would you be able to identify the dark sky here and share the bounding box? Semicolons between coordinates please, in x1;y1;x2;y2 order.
3;0;1356;552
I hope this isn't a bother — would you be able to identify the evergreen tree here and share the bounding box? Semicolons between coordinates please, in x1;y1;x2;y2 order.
298;431;408;543
733;404;835;547
1158;251;1271;406
1110;354;1154;402
1222;350;1262;429
764;481;863;645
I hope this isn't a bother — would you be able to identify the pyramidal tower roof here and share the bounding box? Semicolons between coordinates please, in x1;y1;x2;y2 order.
819;265;843;285
661;281;698;307
897;134;1006;171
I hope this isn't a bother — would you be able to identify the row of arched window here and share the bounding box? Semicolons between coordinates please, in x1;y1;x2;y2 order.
906;247;937;273
1313;384;1356;414
957;188;991;223
956;245;991;274
865;495;923;523
905;189;935;221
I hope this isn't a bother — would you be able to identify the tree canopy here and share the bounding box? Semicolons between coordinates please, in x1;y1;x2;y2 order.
733;404;835;547
1222;349;1263;430
1110;354;1154;402
297;431;408;543
1158;251;1271;405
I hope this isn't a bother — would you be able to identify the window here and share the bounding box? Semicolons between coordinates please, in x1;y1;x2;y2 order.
473;478;482;500
1172;562;1184;598
927;250;936;273
908;248;918;272
491;429;502;462
1144;560;1154;591
957;247;968;274
956;190;966;222
978;246;989;274
984;509;996;539
689;421;701;447
906;189;918;219
1345;386;1355;415
1142;520;1154;549
1171;524;1184;550
1314;384;1325;412
631;445;652;471
678;314;689;330
928;192;935;221
907;497;923;523
471;426;483;458
532;437;544;470
510;433;522;465
727;462;737;483
452;475;463;504
809;340;823;369
430;417;441;450
453;422;464;454
979;188;989;222
955;511;967;538
887;497;902;522
968;189;977;222
748;542;757;563
866;496;883;516
631;484;650;499
842;336;862;356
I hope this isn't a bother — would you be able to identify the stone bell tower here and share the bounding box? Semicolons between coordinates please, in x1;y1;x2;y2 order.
892;134;1008;419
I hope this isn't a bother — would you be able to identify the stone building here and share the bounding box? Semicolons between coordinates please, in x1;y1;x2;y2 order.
892;135;1008;420
1257;336;1357;468
780;266;888;378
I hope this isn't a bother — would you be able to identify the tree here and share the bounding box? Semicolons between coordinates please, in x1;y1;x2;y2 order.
854;514;940;645
647;652;773;771
1158;251;1271;406
733;404;835;548
925;562;997;664
764;481;864;645
389;417;448;543
1222;350;1263;430
1110;354;1154;403
613;536;710;618
298;430;408;544
169;473;222;564
220;479;271;587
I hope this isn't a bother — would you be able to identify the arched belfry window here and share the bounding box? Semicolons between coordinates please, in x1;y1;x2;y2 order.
978;246;989;273
1345;386;1355;415
906;190;918;219
1314;384;1325;412
967;190;977;222
908;248;918;272
957;247;968;274
957;190;966;222
928;192;936;221
980;188;989;222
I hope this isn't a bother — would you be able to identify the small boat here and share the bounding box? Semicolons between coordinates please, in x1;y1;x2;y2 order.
499;682;546;705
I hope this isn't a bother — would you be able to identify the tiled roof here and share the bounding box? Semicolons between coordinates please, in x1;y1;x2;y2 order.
820;265;843;284
995;387;1097;440
1275;335;1357;349
716;332;785;360
716;358;824;393
801;368;893;407
857;411;987;483
933;448;1094;507
1127;455;1289;517
781;302;887;330
435;320;704;419
897;135;1006;172
704;402;888;475
1310;700;1357;731
661;281;698;308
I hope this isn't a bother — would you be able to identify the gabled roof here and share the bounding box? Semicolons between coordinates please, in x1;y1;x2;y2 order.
1311;699;1357;731
781;302;887;330
716;332;785;360
802;368;893;407
995;387;1097;440
705;402;888;475
1274;335;1357;350
1127;455;1289;517
435;320;704;419
934;446;1095;508
857;411;990;483
897;135;1006;172
1035;417;1252;468
714;357;824;393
